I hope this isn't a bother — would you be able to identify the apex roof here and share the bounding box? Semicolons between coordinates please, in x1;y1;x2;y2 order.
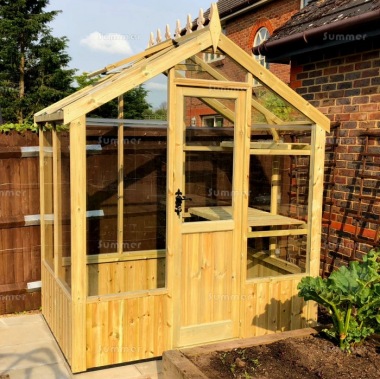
34;3;329;132
217;0;255;17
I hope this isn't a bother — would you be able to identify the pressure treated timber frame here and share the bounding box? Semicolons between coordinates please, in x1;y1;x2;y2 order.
35;3;329;373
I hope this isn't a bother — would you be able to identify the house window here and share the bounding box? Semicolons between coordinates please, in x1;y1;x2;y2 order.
253;27;270;70
301;0;313;7
202;115;224;127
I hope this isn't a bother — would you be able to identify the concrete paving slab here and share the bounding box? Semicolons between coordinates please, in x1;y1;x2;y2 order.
0;315;44;328
0;340;64;371
1;362;71;379
0;314;163;379
0;316;53;347
135;360;163;376
74;364;143;379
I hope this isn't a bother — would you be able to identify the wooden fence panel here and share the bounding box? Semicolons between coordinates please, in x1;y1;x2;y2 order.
0;132;41;314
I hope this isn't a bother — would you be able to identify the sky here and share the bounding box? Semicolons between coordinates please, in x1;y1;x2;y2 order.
47;0;210;108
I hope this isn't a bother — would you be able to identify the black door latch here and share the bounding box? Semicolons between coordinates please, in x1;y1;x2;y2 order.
175;189;192;216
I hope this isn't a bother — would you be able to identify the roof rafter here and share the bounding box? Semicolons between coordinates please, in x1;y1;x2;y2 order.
35;39;177;122
61;29;213;124
35;44;177;123
35;26;215;124
88;39;174;78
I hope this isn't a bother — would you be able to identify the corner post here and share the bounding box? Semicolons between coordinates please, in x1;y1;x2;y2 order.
70;115;87;372
306;123;326;323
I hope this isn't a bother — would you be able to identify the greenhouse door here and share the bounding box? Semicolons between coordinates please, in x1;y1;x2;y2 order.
168;78;250;347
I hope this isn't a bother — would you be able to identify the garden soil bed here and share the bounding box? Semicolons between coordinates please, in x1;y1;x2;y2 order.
188;334;379;379
163;328;380;379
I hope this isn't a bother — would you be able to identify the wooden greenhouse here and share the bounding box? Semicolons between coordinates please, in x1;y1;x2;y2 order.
34;4;329;373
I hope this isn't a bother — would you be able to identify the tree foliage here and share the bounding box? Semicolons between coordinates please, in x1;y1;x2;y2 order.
0;0;75;123
74;73;152;119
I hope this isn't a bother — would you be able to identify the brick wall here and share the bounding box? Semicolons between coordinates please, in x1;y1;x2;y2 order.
224;0;300;83
290;38;380;274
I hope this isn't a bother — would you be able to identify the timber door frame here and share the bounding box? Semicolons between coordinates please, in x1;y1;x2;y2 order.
166;70;252;348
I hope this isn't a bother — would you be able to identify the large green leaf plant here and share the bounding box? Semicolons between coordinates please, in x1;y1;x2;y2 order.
298;249;380;351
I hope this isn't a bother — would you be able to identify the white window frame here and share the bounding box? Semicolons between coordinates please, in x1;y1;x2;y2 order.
202;115;224;127
300;0;312;8
252;27;270;70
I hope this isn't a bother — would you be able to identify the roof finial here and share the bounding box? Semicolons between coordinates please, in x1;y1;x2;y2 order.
165;24;172;40
197;8;205;30
186;14;192;34
209;3;221;53
148;32;155;47
209;3;215;21
156;29;162;43
175;19;181;38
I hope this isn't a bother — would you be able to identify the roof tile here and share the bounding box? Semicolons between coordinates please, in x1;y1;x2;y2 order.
269;0;380;41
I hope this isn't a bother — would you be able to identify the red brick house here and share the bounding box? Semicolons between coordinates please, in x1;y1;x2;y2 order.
217;0;305;83
189;0;307;126
254;0;380;274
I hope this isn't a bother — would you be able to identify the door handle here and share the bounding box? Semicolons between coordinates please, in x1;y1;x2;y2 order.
175;189;192;216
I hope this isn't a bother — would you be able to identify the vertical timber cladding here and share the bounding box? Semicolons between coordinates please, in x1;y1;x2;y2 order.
86;293;169;368
242;276;309;337
180;231;237;345
41;262;72;365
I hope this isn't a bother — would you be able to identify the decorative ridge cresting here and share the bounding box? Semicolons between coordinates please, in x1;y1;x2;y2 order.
148;5;212;48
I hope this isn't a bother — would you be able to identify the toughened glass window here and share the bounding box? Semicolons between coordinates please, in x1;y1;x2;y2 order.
58;131;71;287
85;121;167;296
182;95;235;222
86;126;118;256
246;149;310;280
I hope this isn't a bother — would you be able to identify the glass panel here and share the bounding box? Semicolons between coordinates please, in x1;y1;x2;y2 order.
246;150;310;279
42;129;54;268
183;96;235;222
184;151;234;217
252;84;310;124
123;126;167;252
177;50;247;83
84;119;167;296
58;131;71;287
180;51;311;128
86;125;118;255
185;96;235;144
